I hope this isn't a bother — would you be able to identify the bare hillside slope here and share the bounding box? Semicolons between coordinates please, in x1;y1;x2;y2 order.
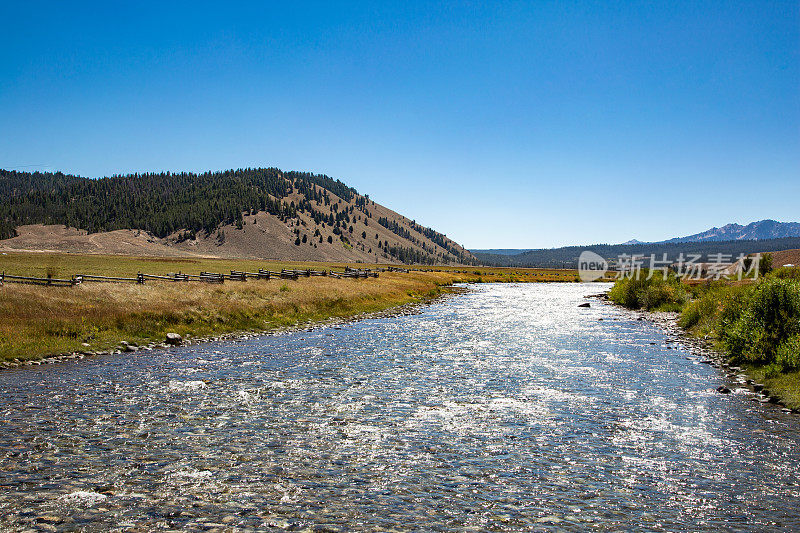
0;168;476;264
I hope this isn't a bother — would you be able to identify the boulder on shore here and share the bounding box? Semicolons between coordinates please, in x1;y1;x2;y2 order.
165;333;183;346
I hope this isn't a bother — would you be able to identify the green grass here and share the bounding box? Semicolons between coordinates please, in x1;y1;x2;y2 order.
744;366;800;409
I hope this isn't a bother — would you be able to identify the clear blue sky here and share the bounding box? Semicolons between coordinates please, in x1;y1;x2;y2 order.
1;1;798;248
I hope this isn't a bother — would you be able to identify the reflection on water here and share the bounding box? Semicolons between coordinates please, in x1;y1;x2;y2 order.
1;283;798;531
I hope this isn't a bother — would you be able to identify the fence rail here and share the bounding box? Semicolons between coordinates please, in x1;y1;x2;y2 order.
78;274;143;284
139;272;189;282
0;272;78;287
0;266;393;287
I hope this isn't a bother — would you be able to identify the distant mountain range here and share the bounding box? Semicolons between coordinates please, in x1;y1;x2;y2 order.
472;237;800;269
473;220;800;257
471;220;800;268
659;220;800;243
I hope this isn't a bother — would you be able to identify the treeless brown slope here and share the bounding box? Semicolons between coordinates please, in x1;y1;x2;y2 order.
0;224;207;258
771;248;800;267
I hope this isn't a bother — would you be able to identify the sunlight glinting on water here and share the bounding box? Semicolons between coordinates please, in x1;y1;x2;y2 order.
0;283;798;531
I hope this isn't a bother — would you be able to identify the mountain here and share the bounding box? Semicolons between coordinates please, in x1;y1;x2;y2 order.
470;248;533;256
662;220;800;243
473;238;800;268
608;220;800;245
474;220;800;268
0;168;477;265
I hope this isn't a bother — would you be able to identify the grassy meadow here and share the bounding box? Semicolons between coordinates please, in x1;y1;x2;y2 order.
0;252;578;362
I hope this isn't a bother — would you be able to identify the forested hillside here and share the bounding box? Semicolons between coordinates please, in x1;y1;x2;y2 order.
0;168;476;265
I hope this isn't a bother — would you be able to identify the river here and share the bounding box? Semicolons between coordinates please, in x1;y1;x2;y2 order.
1;283;798;531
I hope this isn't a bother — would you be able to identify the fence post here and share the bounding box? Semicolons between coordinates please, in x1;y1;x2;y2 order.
137;272;145;284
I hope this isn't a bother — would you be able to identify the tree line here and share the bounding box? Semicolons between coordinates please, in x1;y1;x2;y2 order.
0;167;477;265
0;168;355;240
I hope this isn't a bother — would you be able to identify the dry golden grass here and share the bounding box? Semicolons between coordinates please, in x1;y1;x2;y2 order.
0;251;581;362
0;251;580;281
0;271;449;361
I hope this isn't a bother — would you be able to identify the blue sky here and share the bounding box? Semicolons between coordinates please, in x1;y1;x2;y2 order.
1;1;798;248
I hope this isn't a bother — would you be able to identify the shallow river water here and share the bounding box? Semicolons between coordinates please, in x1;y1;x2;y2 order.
1;283;799;532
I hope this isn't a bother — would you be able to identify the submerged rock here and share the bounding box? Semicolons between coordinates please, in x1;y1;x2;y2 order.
578;302;590;308
716;386;731;394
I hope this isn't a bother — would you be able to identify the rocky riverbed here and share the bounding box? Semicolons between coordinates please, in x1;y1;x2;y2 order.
0;289;465;371
591;292;798;414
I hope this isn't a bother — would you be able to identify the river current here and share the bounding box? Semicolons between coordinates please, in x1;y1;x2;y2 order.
1;283;798;531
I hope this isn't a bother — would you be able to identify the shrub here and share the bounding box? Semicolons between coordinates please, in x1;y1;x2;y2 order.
721;278;800;365
760;253;774;277
771;266;800;281
608;276;646;309
680;284;747;334
775;334;800;372
608;271;688;311
641;281;687;312
679;300;702;330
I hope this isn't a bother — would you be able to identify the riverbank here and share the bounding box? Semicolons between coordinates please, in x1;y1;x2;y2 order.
0;252;576;364
606;269;800;410
606;302;799;413
4;282;799;530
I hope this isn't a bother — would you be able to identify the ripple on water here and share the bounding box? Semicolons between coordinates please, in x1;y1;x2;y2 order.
167;379;207;392
0;282;799;531
59;491;108;507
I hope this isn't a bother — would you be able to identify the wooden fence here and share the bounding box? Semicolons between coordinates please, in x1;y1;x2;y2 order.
0;272;78;287
0;266;385;287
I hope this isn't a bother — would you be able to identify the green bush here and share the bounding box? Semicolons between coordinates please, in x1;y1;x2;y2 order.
760;253;774;277
679;300;702;330
678;287;731;332
721;278;800;365
608;271;688;311
680;284;750;337
642;281;688;312
775;334;800;373
771;266;800;281
608;276;643;309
